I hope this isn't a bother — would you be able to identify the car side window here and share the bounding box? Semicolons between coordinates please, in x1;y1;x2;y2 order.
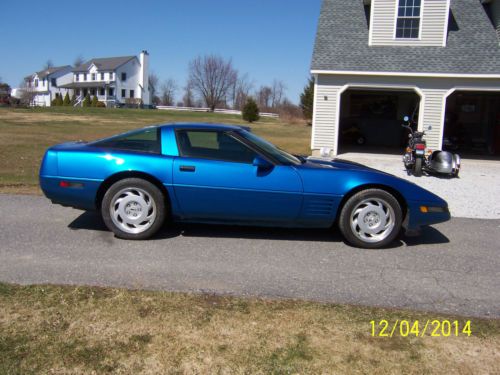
176;130;257;164
93;128;161;154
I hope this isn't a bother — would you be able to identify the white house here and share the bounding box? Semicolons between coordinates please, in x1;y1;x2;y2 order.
23;66;73;107
19;51;152;107
311;0;500;156
59;51;152;107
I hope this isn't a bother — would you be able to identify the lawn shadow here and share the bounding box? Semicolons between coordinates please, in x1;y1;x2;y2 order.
68;211;450;248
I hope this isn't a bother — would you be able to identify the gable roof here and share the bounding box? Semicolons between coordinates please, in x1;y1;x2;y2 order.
73;56;136;72
311;0;500;75
27;65;72;80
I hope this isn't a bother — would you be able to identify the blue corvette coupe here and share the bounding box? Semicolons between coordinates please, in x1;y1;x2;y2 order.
40;123;450;248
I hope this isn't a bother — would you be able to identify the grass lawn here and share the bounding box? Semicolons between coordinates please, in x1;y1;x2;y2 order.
0;107;311;194
0;283;499;374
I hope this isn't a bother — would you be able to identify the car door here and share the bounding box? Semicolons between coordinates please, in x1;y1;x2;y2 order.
172;129;303;224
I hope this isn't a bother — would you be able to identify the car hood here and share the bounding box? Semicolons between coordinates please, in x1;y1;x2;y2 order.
296;157;447;206
304;157;382;172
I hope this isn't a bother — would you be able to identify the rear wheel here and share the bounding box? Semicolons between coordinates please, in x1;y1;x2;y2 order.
338;189;402;249
101;178;166;240
413;157;423;177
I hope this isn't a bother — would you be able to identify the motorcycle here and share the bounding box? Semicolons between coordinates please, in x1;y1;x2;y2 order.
402;116;461;178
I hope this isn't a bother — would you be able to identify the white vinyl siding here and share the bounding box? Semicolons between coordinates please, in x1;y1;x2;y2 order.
311;80;342;153
419;89;448;148
369;0;450;46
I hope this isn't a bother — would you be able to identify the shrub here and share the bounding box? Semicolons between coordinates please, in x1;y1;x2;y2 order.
96;101;106;108
91;95;98;107
51;94;63;106
70;92;76;105
82;93;91;107
300;77;314;125
63;92;71;106
242;98;260;123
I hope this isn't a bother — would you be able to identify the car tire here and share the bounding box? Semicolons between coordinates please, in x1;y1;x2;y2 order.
338;189;402;249
101;178;166;240
414;158;423;177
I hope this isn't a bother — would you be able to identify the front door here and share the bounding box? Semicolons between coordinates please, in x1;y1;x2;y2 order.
172;129;303;224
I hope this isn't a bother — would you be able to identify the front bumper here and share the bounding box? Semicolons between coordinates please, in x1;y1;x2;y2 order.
403;201;451;232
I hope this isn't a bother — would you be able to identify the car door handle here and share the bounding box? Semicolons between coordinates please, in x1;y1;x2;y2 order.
179;165;196;172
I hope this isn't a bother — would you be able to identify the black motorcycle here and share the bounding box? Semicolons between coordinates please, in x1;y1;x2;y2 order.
402;116;461;178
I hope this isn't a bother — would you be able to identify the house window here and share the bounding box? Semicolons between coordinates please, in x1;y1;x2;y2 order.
76;89;81;96
84;73;87;81
91;73;96;81
101;72;105;80
99;88;105;96
121;89;126;98
396;0;421;39
108;88;114;96
130;90;135;98
75;74;79;82
51;78;57;87
121;72;127;81
109;72;114;80
90;88;96;96
34;79;39;87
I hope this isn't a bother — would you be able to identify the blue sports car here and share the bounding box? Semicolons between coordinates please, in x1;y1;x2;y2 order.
39;123;450;248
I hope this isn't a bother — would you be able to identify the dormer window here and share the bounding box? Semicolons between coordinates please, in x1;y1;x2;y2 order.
396;0;421;39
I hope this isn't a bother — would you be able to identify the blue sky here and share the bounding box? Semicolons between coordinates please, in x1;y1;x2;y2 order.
0;0;321;103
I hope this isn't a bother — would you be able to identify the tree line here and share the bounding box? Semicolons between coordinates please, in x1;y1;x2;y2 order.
4;54;315;123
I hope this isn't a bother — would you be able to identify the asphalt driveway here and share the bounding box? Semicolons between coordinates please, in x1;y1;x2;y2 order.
0;194;499;318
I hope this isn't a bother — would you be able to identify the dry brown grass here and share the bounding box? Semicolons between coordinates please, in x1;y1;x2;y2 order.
0;107;311;194
1;283;499;374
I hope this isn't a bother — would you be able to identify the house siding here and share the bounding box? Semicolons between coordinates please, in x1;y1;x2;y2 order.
312;73;500;155
370;0;449;47
311;80;342;150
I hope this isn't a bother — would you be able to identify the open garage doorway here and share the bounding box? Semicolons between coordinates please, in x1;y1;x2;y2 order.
337;88;420;154
444;91;500;156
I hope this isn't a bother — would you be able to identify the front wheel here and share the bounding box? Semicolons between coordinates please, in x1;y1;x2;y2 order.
101;178;166;240
338;189;403;249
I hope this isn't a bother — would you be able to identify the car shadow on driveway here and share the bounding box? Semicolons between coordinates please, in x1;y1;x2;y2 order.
68;211;450;248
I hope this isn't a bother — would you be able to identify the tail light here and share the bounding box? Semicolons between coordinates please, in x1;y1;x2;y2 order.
415;144;426;151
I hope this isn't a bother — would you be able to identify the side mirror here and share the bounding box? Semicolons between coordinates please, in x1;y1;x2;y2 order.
403;116;409;122
253;155;273;170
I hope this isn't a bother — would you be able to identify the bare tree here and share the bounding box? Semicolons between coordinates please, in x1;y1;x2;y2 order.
19;79;36;106
182;82;195;107
148;72;160;98
271;80;287;109
73;55;85;67
231;74;254;110
256;86;272;111
188;54;238;111
160;78;178;106
44;60;54;70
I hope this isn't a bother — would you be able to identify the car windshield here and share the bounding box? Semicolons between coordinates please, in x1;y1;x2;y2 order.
237;130;302;165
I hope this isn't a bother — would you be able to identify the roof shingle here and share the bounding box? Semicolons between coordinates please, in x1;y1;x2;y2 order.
311;0;500;74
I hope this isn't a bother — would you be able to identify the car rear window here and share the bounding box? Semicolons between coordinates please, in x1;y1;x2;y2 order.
92;128;161;154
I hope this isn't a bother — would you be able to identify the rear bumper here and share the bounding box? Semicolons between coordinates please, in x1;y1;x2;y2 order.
40;175;102;210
